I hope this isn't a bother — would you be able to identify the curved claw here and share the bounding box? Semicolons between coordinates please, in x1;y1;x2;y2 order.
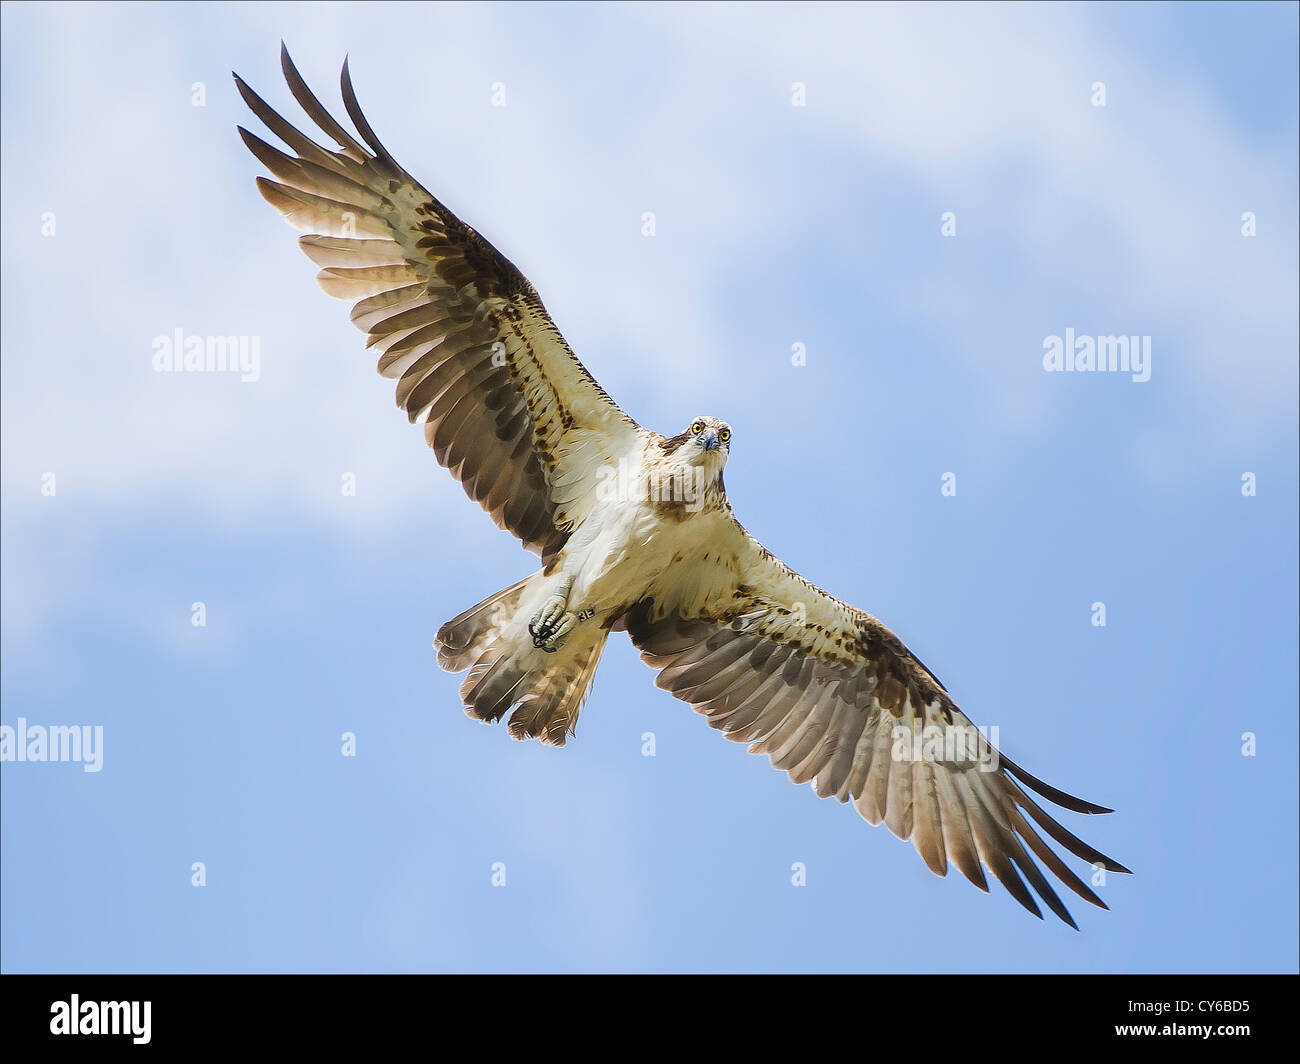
529;609;577;652
529;621;557;651
528;581;578;652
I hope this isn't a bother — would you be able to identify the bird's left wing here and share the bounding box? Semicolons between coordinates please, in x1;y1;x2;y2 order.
236;49;641;566
622;514;1130;927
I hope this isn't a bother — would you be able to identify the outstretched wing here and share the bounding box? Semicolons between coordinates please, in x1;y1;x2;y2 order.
622;514;1131;927
236;47;641;566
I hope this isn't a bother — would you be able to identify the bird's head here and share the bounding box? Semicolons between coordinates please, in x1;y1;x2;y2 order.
652;416;732;509
675;415;732;471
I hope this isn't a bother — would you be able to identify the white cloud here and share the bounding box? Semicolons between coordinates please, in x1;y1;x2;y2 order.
2;1;1294;538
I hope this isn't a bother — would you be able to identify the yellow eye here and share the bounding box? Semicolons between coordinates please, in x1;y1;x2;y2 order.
690;422;703;435
718;428;731;442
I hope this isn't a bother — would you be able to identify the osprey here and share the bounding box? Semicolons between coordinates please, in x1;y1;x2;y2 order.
237;48;1130;926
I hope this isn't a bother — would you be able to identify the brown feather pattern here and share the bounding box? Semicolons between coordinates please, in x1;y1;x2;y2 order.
236;47;640;569
622;526;1132;926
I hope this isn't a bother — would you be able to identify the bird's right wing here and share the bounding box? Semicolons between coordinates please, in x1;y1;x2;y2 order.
236;47;642;566
622;511;1131;927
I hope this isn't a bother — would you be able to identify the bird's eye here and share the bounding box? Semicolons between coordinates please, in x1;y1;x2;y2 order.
719;428;731;442
690;422;703;435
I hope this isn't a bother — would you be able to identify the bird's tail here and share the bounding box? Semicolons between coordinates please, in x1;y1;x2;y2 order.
434;575;532;672
435;577;607;746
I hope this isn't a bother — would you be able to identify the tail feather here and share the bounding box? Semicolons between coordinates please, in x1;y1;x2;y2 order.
435;575;531;672
460;653;532;724
506;635;605;746
438;576;608;746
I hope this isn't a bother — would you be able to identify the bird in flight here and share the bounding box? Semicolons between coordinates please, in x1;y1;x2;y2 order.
236;47;1129;927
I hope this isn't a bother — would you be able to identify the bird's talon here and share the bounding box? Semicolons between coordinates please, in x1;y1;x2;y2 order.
529;589;573;650
527;606;578;653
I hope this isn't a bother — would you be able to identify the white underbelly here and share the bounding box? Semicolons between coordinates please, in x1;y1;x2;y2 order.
556;497;664;610
557;493;736;624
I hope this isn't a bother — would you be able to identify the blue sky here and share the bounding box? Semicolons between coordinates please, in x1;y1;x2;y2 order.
1;1;1296;973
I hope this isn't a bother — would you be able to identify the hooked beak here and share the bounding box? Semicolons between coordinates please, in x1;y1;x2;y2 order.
700;430;721;451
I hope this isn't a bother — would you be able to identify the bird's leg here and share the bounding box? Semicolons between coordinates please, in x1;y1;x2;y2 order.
528;577;578;653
